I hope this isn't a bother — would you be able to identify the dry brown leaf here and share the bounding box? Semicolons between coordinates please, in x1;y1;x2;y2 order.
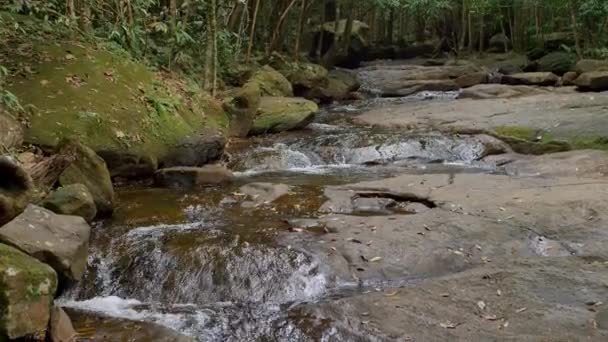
439;321;459;329
370;256;383;262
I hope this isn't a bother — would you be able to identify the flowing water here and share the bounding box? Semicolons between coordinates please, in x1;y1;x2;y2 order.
58;72;502;340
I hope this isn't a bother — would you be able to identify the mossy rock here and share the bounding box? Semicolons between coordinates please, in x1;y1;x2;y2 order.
0;243;58;340
538;52;576;76
58;141;114;216
0;156;35;226
222;82;261;137
493;126;571;155
278;62;329;91
246;65;293;97
3;34;228;160
576;59;608;74
41;184;97;222
250;97;318;135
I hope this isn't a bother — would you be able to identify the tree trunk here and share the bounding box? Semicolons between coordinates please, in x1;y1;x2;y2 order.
67;0;76;19
467;9;473;52
500;14;509;52
343;0;354;52
246;0;261;64
211;0;218;95
316;0;326;58
459;0;467;50
478;13;484;53
169;0;177;33
79;0;92;32
294;0;307;61
387;7;394;45
568;0;583;58
267;0;299;57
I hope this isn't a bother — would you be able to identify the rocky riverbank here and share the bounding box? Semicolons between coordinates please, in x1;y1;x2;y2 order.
3;14;608;339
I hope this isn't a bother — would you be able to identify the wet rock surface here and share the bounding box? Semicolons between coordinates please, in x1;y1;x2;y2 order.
0;204;90;283
57;58;608;341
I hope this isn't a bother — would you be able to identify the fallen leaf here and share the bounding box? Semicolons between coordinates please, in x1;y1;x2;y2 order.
65;53;75;60
477;301;486;310
440;293;450;297
370;256;383;262
453;250;464;256
40;80;49;86
483;314;498;321
497;289;502;296
515;307;527;313
502;321;509;328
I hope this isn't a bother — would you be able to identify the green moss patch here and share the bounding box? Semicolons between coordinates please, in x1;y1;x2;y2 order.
1;12;227;159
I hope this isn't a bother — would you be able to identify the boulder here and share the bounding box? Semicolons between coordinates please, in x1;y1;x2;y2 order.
240;183;291;208
162;132;226;167
455;72;488;88
250;97;318;135
330;69;360;92
0;205;90;283
383;79;460;97
460;84;549;99
41;184;97;222
58;142;114;216
279;62;329;91
96;150;157;180
0;156;35;226
49;306;77;342
246;65;293;97
537;52;576;75
222;82;261;137
562;71;579;86
0;243;58;340
155;165;234;188
526;47;548;61
576;59;608;74
501;72;560;86
489;33;510;52
493;62;523;75
0;110;23;149
574;71;608;91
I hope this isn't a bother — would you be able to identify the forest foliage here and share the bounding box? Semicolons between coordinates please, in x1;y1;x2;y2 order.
1;0;607;89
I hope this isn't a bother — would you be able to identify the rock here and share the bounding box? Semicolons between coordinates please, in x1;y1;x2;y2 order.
279;62;329;91
574;71;608;91
41;184;97;222
329;69;360;92
501;72;559;86
162;132;227;167
383;79;460;97
303;70;360;103
246;65;293;97
538;31;575;51
222;82;261;137
503;150;608;178
49;306;77;342
576;59;608;74
250;97;318;135
0;243;57;340
537;52;576;75
66;309;195;342
460;84;549;99
494;62;523;75
96;150;157;180
526;47;548;61
58;142;114;216
562;71;579;86
0;205;90;283
488;33;510;52
0;156;35;226
240;183;290;208
154;165;234;188
454;72;488;88
0;110;23;149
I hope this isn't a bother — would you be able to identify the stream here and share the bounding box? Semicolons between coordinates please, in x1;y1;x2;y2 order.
58;66;511;341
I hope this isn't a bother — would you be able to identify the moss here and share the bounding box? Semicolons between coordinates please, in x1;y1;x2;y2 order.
0;243;57;301
570;137;608;151
1;14;227;159
493;126;571;155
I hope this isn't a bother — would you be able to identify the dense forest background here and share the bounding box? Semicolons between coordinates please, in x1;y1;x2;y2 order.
1;0;607;97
